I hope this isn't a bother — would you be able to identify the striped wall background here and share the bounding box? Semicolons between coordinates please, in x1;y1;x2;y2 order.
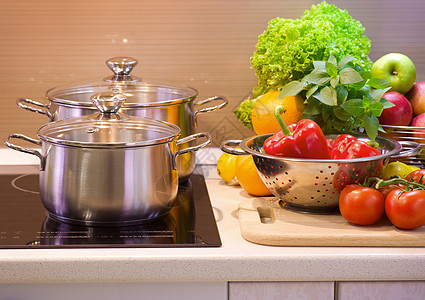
1;0;425;147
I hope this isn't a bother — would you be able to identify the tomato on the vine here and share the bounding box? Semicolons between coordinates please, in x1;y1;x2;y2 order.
377;184;403;199
339;184;385;226
405;169;425;184
385;189;425;230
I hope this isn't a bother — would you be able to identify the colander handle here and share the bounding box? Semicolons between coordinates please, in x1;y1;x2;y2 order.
390;141;422;158
220;139;247;155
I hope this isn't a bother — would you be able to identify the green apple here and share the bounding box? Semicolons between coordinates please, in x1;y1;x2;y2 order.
371;53;416;94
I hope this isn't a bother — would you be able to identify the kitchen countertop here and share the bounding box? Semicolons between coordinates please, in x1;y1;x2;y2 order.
0;148;424;283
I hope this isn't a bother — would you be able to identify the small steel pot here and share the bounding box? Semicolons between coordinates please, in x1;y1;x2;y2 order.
6;93;211;226
17;57;227;180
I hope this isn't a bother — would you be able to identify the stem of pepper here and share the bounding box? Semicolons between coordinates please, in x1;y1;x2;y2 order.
274;106;292;137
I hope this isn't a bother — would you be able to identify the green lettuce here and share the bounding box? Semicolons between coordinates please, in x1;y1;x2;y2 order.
233;97;257;129
235;1;372;128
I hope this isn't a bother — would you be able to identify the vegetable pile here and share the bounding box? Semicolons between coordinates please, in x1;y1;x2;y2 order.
234;1;373;129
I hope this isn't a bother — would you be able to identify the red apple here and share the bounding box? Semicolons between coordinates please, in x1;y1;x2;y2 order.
379;92;413;126
410;113;425;142
406;81;425;116
411;113;425;127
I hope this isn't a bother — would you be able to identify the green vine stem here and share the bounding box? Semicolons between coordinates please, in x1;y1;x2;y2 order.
368;176;425;192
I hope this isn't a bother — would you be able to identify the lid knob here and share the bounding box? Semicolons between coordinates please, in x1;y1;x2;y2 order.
91;92;126;114
104;57;141;83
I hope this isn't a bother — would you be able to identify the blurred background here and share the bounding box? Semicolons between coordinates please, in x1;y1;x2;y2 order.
1;0;425;148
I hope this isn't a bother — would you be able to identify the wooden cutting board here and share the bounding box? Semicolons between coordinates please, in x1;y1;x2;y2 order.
237;198;425;247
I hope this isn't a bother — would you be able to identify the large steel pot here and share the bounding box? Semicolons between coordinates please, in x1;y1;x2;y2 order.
17;56;227;180
6;93;211;226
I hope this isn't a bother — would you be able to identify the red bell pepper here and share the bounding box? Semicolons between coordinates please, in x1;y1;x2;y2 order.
330;134;381;159
263;106;331;159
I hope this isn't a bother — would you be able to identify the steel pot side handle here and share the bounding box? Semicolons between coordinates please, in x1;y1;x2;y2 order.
17;98;53;121
193;96;228;123
175;132;212;157
390;141;422;159
220;140;247;156
5;134;45;170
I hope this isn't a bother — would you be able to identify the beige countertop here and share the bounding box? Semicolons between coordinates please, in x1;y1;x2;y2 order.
0;148;424;283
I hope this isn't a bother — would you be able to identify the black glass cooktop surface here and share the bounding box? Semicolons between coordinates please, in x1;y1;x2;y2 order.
0;167;221;248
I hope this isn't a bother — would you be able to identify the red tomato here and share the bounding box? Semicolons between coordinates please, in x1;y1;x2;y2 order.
405;169;425;184
385;189;425;230
339;184;385;226
378;184;403;199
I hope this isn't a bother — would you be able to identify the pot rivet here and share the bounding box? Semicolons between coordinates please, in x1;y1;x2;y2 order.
85;127;98;134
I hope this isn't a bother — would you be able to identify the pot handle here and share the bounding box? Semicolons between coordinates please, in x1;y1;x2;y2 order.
193;96;228;122
17;98;53;121
220;140;248;155
4;134;45;170
175;132;212;157
390;141;422;158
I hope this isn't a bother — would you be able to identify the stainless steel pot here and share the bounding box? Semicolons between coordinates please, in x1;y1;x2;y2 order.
17;56;227;180
6;93;211;226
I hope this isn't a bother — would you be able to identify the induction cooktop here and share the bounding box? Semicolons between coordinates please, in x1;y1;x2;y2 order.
0;167;221;248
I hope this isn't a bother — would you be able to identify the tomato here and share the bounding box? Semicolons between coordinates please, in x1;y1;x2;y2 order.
385;189;425;230
339;184;385;226
405;169;425;184
377;184;403;199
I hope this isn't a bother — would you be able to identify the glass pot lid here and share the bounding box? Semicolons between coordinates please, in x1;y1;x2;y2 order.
38;92;181;148
46;57;198;108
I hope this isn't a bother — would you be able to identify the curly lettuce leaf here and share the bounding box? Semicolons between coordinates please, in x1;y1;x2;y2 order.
251;1;372;98
233;97;256;129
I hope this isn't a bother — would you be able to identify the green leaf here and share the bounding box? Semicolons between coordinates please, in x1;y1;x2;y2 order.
337;56;356;69
369;87;391;102
339;67;364;84
303;70;332;85
358;85;372;98
330;76;339;88
359;70;372;81
326;61;338;77
330;115;348;130
306;85;319;99
278;81;306;98
361;95;372;108
314;86;337;106
362;114;379;142
341;98;364;116
303;98;322;115
368;78;390;89
336;86;348;105
328;55;337;67
380;97;396;109
313;61;326;71
369;100;384;117
350;72;368;90
333;106;351;121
